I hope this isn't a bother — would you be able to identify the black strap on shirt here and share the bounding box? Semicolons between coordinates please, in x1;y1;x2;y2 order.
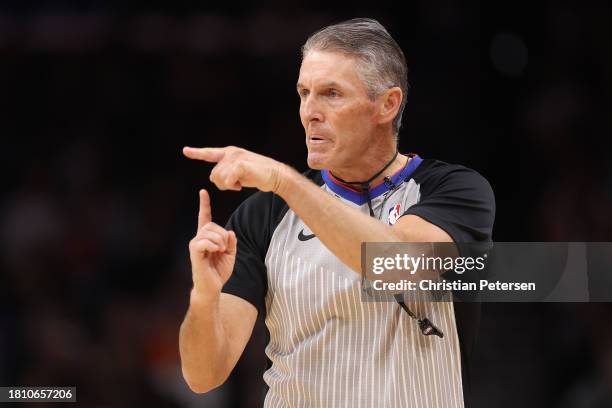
394;293;444;338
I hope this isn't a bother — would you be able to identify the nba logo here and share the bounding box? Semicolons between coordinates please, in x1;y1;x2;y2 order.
388;203;401;225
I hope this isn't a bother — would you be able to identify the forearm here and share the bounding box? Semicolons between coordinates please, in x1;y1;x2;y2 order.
179;291;229;393
182;146;453;276
277;167;405;274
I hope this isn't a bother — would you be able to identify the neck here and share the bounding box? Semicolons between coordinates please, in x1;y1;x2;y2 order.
330;151;409;190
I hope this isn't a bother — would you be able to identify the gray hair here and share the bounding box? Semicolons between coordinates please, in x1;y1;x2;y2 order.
302;18;409;136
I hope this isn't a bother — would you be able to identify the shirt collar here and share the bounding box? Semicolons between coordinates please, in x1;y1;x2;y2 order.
321;154;423;205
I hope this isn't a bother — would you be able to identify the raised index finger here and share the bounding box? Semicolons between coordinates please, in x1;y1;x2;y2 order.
198;189;212;231
183;147;226;163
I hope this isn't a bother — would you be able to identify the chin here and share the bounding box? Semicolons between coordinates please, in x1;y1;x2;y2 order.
306;159;325;170
306;154;328;170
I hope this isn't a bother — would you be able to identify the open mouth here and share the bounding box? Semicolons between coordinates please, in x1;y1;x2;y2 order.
309;135;327;143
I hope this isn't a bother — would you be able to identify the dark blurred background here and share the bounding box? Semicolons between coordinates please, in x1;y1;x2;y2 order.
1;1;611;407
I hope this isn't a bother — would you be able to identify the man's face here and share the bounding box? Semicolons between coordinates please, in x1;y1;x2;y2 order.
297;50;380;171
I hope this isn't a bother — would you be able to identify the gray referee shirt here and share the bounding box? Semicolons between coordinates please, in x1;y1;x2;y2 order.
223;154;495;407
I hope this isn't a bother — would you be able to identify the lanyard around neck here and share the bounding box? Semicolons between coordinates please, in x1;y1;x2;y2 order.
330;150;399;217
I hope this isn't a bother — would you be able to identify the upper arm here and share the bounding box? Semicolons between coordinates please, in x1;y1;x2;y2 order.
393;213;454;243
218;192;281;375
218;292;258;378
222;192;274;316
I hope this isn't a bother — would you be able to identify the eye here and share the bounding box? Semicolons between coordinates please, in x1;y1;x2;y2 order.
327;89;341;98
298;89;309;98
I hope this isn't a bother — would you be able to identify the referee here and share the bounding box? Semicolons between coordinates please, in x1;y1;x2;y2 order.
179;18;495;407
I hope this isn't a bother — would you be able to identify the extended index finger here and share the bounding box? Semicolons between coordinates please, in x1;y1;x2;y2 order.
183;147;226;163
197;189;212;231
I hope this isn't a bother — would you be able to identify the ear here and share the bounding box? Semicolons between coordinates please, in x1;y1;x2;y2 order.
377;87;403;126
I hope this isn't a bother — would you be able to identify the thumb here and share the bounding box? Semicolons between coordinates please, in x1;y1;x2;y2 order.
239;160;281;193
227;230;237;256
236;160;267;189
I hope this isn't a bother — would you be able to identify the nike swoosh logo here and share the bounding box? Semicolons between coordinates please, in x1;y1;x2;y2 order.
298;229;316;241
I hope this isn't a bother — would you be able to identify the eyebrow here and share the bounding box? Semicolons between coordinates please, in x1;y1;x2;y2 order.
296;81;343;90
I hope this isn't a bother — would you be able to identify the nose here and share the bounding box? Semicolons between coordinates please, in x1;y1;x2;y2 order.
300;94;324;124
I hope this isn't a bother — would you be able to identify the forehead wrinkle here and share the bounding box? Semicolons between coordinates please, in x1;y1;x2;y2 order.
300;52;354;75
298;51;368;94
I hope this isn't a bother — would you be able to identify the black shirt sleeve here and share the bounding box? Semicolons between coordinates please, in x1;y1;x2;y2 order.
403;160;496;249
222;191;290;317
222;192;270;317
402;159;495;297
